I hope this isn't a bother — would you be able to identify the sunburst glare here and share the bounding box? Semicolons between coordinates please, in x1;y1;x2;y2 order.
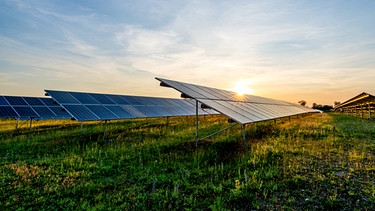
231;82;253;96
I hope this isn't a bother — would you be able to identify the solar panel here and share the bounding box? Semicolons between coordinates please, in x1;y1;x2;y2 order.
0;96;10;105
90;93;116;104
0;95;72;120
62;105;98;121
23;97;44;106
32;107;57;119
5;96;28;105
86;105;119;119
105;106;135;118
0;106;18;118
12;106;39;119
45;90;218;121
156;77;320;125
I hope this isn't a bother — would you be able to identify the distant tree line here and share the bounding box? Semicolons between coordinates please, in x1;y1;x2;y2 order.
312;103;333;111
298;100;334;111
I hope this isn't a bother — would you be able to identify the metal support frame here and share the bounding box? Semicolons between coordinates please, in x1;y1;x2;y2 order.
15;117;34;130
198;123;237;141
103;120;108;140
29;117;33;129
15;118;19;129
193;99;246;149
80;122;83;137
369;104;372;120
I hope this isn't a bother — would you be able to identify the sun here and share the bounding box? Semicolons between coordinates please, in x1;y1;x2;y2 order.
232;83;253;96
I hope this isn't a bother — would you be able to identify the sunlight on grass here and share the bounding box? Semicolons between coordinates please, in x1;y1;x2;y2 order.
1;113;375;209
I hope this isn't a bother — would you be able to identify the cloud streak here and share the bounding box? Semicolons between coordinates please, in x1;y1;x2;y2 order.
0;0;374;105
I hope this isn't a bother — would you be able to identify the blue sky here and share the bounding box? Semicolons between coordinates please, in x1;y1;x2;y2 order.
1;0;374;106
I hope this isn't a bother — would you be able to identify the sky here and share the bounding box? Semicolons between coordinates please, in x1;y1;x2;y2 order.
1;0;374;106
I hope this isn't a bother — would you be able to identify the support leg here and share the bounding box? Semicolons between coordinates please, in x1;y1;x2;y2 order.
103;120;108;140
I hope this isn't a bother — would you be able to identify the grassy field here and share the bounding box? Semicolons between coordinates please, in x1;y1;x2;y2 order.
1;113;375;210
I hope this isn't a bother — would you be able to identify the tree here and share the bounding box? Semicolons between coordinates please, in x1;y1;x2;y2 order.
334;101;341;107
312;103;333;111
298;100;307;106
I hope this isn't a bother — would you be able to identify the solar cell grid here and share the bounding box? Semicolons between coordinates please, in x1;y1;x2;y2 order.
86;105;119;119
135;106;165;117
5;96;28;105
198;99;253;123
39;98;57;106
90;94;116;105
0;106;18;117
120;105;147;118
70;92;99;104
162;79;205;99
23;97;44;106
228;102;269;120
48;106;71;118
253;104;283;117
124;96;143;105
197;85;233;101
0;96;9;105
33;107;56;118
63;105;98;121
46;91;80;104
106;95;130;105
13;106;38;118
105;106;135;118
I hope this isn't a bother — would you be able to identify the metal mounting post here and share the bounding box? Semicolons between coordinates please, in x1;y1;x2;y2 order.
103;120;108;140
16;118;19;129
80;122;83;138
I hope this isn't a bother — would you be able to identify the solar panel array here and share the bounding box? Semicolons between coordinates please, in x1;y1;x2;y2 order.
0;96;72;120
156;77;320;125
334;92;375;111
45;90;217;121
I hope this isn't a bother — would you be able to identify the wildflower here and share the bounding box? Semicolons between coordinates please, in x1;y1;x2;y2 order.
235;179;241;190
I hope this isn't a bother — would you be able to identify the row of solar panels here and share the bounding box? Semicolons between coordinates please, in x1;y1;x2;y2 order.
0;91;217;121
0;96;71;120
1;77;319;124
45;90;217;121
156;77;320;125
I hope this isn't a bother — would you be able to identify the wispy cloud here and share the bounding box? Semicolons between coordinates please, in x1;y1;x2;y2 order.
1;0;375;104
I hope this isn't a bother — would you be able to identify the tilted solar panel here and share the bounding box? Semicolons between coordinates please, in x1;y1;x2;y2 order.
0;96;9;105
0;95;72;120
5;96;28;106
156;77;320;125
0;106;18;118
45;90;218;121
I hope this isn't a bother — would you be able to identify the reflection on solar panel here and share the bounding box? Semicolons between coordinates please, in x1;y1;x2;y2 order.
0;96;72;120
45;90;217;121
156;77;320;125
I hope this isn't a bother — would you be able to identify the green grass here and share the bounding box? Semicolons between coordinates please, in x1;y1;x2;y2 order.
1;113;375;210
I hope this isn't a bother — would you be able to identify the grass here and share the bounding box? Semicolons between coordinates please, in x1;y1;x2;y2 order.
1;113;375;210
